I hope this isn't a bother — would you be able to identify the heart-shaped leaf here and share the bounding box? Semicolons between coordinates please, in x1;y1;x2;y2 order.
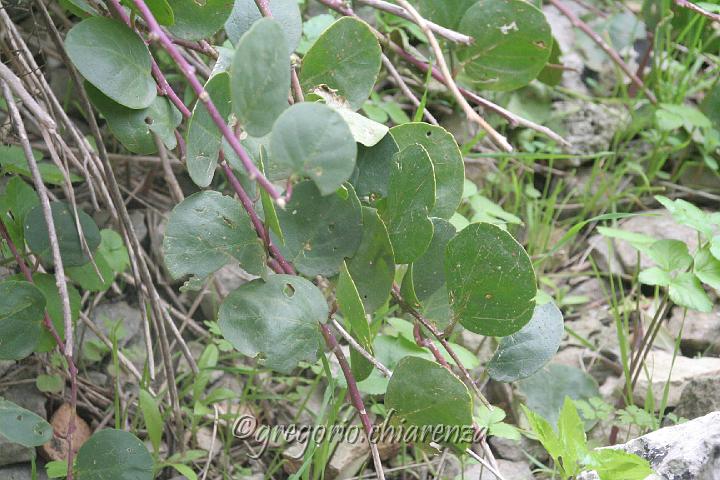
65;17;156;109
218;274;326;373
163;191;266;280
300;17;381;110
76;429;154;480
0;280;45;360
445;222;536;336
488;302;564;382
231;18;290;137
225;0;302;54
167;0;233;40
270;102;357;195
457;0;552;91
0;398;53;447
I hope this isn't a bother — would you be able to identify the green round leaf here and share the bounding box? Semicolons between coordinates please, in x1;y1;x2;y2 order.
518;364;600;426
218;274;326;373
66;229;128;292
445;222;536;337
0;281;45;360
351;133;399;199
537;37;563;86
76;429;154;480
390;123;465;219
0;398;53;447
166;0;233;40
163;191;266;280
231;18;290;137
300;17;382;110
122;0;174;26
385;356;473;432
65;17;156;109
270;103;357;195
410;218;456;301
383;144;436;264
24;202;101;268
186;72;232;187
347;207;395;314
415;0;476;30
457;0;553;91
225;0;302;54
487;302;564;382
669;272;713;313
87;83;181;155
275;181;363;277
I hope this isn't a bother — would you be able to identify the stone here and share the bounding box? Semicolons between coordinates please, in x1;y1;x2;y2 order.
0;384;47;467
489;436;525;462
129;210;148;243
589;211;698;275
634;350;720;408
327;437;369;479
675;376;720;420
0;464;49;480
0;360;14;378
40;404;92;461
542;4;588;94
88;300;143;347
553;101;629;156
667;306;720;355
461;459;534;480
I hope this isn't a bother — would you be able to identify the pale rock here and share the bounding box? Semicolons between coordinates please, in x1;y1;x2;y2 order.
129;210;147;243
0;463;49;480
668;306;720;355
88;300;143;347
633;351;720;407
553;101;629;156
542;4;588;94
675;376;720;420
461;459;534;480
327;437;369;479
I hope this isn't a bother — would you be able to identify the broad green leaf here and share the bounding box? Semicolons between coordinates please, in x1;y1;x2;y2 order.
167;0;233;40
218;274;326;373
336;262;374;381
186;72;231;187
385;356;473;436
712;236;720;261
163;191;266;280
9;273;81;353
300;17;382;110
383;144;436;264
138;390;163;453
445;222;536;337
36;374;64;394
0;145;81;186
587;449;654;480
334;108;389;147
656;103;711;131
415;0;475;30
274;181;363;277
225;0;302;54
122;0;174;26
457;0;552;91
557;397;587;476
469;195;522;226
487;302;564;382
647;239;692;272
0;281;45;360
297;14;335;55
87;83;181;154
410;218;456;301
638;267;672;287
351;133;399;198
347;207;395;314
701;82;720;129
596;225;656;251
0;176;39;247
66;229;129;292
694;247;720;290
24;202;101;267
65;17;156;109
258;154;284;243
0;398;53;447
655;195;713;237
76;429;154;480
518;364;600;426
390;123;465;219
61;0;98;15
270;103;357;195
669;272;712;312
231;18;290;137
537;37;563;86
520;404;563;461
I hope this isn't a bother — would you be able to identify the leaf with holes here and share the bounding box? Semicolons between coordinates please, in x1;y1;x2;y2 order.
76;429;154;480
186;72;232;187
24;202;101;268
457;0;553;91
270;103;357;195
65;17;156;109
445;222;536;337
347;207;395;314
336;261;374;381
167;0;233;40
0;398;53;447
300;17;382;110
225;0;302;54
232;18;290;137
382;144;435;264
385;356;473;436
87;83;181;154
218;274;326;373
488;302;564;382
274;181;363;277
390;123;465;219
0;281;45;361
163;191;266;280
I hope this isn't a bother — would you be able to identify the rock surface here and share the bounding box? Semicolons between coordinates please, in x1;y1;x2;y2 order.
667;306;720;355
41;403;92;461
0;464;49;480
462;458;534;480
88;300;143;347
675;376;720;421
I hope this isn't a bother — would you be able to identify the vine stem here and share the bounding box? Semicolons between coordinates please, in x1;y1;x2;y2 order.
127;0;284;204
1;81;78;480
